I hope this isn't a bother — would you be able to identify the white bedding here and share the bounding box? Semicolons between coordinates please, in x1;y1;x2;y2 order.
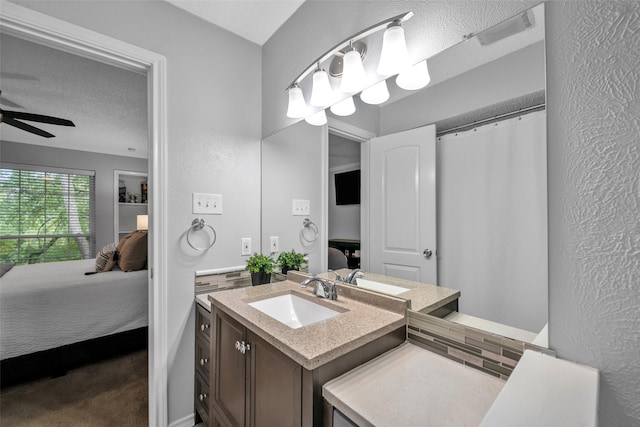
0;259;148;360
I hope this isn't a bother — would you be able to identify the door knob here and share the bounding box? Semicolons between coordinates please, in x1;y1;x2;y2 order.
423;249;433;259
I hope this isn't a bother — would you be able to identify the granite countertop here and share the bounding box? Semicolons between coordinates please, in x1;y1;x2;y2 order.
317;269;460;313
208;280;407;371
323;342;506;427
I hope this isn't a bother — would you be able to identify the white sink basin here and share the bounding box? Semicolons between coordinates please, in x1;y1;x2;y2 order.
248;293;340;329
355;278;409;296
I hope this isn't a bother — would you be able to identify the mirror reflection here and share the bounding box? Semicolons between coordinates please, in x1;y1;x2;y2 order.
262;4;547;346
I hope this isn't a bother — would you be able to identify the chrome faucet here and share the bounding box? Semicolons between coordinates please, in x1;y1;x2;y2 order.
300;275;338;300
343;269;364;284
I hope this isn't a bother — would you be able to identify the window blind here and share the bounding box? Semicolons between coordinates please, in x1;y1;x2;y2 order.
0;165;96;265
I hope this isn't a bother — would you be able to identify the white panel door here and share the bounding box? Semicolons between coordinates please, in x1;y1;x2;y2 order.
369;125;437;284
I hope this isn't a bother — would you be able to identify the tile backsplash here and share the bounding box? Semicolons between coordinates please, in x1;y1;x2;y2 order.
407;310;554;380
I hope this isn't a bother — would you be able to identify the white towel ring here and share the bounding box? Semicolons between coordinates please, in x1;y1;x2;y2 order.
301;218;319;242
187;218;217;251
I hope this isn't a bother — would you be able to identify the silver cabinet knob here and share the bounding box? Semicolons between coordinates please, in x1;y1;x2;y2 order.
199;393;207;401
234;340;250;354
200;323;209;331
200;358;208;366
423;249;433;259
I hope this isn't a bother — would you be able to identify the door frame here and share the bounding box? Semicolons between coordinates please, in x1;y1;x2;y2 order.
327;118;376;271
0;3;169;425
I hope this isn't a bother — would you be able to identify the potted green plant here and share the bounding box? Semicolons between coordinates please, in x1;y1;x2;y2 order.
246;252;275;286
276;249;307;275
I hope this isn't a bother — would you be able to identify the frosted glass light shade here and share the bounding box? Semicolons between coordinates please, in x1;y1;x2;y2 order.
330;96;356;116
360;80;390;105
310;69;333;107
286;86;308;118
305;109;327;126
396;60;431;90
137;214;148;231
340;49;367;93
377;24;410;76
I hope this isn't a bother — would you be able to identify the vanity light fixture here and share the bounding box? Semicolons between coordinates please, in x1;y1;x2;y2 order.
340;42;367;93
305;109;327;126
330;96;356;116
310;64;333;107
377;20;411;76
286;84;307;118
360;80;390;105
396;59;431;90
286;11;424;126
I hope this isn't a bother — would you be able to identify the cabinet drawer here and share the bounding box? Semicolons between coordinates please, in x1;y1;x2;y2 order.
196;303;211;342
195;371;210;423
195;336;211;379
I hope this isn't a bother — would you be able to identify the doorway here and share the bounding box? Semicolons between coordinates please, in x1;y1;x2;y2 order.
0;3;168;424
328;132;361;270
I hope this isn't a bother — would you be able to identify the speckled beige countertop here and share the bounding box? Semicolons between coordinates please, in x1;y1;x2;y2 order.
316;270;460;313
208;280;407;371
323;342;505;427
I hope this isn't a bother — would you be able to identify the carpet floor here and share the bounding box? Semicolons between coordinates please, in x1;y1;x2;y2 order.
0;350;148;426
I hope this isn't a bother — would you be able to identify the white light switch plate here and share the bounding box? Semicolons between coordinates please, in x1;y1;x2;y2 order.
292;199;310;216
270;236;279;253
241;238;252;255
193;193;222;214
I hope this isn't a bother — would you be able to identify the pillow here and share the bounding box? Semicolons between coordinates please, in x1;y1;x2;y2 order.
0;263;14;278
95;243;118;272
118;230;148;272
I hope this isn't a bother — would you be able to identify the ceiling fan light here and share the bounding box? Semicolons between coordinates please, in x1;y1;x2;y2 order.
286;86;308;118
340;49;367;93
377;23;410;76
305;109;327;126
396;59;431;91
360;80;390;105
330;96;356;116
310;69;333;107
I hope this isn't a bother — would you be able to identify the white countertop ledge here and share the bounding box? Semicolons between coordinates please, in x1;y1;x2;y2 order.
480;350;599;427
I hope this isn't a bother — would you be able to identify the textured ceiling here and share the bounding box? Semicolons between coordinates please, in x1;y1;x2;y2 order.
0;34;148;159
165;0;306;45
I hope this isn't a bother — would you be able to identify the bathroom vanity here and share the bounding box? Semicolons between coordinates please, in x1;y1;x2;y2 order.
196;280;415;426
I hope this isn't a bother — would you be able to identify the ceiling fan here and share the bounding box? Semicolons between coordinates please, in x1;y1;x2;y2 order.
0;90;75;138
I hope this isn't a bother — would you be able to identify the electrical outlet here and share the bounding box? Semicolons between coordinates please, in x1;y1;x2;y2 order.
270;236;279;253
193;193;222;214
241;238;252;255
292;199;310;216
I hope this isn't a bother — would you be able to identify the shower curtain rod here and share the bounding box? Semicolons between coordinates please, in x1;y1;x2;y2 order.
436;103;546;137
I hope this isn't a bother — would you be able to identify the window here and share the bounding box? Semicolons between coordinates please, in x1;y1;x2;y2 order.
0;164;95;265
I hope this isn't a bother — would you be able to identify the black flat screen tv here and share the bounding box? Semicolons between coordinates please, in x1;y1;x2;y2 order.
335;169;360;205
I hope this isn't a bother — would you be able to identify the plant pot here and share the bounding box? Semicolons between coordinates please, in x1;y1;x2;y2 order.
251;271;271;286
280;266;299;276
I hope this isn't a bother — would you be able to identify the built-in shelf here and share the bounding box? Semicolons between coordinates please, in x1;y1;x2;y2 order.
114;170;148;243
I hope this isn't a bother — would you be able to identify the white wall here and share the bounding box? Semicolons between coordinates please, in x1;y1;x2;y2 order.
261;121;326;273
546;2;640;424
264;1;640;425
1;141;147;251
10;1;263;423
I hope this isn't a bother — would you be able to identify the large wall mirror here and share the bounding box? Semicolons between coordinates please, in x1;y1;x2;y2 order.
262;3;547;346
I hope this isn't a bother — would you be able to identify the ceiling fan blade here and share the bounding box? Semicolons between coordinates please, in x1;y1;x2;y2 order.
0;96;23;109
1;110;75;127
1;116;55;138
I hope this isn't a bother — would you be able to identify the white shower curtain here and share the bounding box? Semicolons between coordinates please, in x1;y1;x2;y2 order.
437;110;547;333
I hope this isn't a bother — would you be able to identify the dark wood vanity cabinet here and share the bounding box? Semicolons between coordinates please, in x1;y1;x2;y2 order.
210;307;302;427
195;303;212;426
209;304;405;427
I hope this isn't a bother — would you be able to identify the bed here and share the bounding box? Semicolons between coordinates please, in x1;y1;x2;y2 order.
0;259;148;362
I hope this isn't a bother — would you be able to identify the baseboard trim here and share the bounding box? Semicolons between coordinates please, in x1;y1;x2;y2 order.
169;413;194;427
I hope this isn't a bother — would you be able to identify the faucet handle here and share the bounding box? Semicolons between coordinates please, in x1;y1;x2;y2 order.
328;269;343;282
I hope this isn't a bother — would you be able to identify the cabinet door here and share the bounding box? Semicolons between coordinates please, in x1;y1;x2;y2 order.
211;308;247;427
247;330;302;427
